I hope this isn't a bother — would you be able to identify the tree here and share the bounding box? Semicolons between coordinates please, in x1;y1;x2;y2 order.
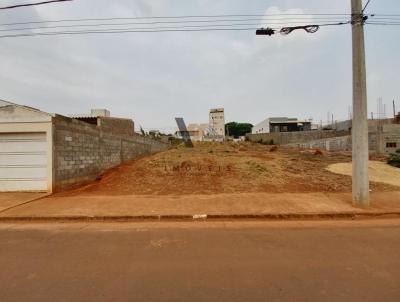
225;122;253;138
388;149;400;168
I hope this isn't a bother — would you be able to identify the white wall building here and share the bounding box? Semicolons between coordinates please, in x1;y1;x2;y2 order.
0;100;54;192
252;118;271;134
209;108;225;138
252;117;312;134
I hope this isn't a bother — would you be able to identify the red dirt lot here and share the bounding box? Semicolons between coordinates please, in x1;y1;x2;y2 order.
56;142;399;197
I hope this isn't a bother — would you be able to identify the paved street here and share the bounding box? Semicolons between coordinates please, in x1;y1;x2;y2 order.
0;220;399;302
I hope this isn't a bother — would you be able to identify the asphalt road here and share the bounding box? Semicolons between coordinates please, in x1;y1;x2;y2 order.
0;220;399;302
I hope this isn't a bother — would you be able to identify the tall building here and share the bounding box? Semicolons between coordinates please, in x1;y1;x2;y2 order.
209;108;225;137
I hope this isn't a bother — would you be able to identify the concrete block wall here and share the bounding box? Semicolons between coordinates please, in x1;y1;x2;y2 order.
290;124;400;154
98;117;134;137
246;130;350;145
53;115;168;191
381;124;400;154
53;116;100;189
292;136;352;152
99;134;122;171
369;133;378;152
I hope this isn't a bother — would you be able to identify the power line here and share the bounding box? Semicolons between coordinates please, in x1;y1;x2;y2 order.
0;0;72;10
367;17;400;20
0;18;352;33
362;0;372;13
0;19;356;39
0;27;260;39
366;22;400;26
0;16;351;27
0;13;352;27
1;10;397;38
372;14;400;16
1;23;276;34
257;21;350;36
0;22;262;33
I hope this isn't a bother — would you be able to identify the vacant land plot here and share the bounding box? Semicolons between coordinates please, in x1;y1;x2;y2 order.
57;142;399;196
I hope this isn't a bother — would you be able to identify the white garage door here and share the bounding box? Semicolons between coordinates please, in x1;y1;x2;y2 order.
0;132;48;192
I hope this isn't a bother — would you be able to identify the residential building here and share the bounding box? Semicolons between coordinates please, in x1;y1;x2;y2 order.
175;123;209;142
252;117;312;134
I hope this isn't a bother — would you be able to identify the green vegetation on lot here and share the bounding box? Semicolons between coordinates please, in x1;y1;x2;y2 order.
225;122;253;138
387;149;400;168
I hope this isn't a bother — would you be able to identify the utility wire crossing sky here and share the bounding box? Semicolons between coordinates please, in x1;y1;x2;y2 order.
0;0;73;10
0;0;398;131
1;12;400;38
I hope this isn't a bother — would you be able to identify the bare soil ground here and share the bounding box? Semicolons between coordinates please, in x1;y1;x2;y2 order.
57;142;399;196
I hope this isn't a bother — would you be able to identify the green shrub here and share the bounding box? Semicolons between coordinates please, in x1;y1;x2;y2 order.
387;149;400;168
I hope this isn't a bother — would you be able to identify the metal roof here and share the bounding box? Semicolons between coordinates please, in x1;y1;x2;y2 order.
269;120;311;124
69;114;98;119
0;99;52;116
0;100;12;107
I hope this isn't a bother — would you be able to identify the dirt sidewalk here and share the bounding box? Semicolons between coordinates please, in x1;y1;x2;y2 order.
0;193;49;212
0;192;399;221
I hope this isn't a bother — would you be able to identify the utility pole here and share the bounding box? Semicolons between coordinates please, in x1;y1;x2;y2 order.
393;100;396;119
351;0;369;207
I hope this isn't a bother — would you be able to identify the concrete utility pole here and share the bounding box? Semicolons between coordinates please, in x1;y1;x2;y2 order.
351;0;370;207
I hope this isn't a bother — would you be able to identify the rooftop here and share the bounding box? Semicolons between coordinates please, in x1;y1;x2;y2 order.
69;109;110;119
210;108;224;113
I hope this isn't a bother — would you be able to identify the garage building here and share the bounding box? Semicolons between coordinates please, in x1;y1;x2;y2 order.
0;100;167;193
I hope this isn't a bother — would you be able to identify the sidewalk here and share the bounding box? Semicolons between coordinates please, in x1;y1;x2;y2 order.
0;191;400;222
0;193;49;212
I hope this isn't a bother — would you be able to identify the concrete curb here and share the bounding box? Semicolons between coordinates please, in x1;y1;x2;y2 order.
0;211;400;223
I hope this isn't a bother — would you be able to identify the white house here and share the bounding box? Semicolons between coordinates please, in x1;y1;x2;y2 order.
252;117;312;134
0;100;54;192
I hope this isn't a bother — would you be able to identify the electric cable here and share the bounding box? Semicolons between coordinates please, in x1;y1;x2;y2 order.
0;0;72;10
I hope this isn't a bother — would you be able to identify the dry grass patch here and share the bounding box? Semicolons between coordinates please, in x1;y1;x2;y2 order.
57;143;399;196
327;161;400;188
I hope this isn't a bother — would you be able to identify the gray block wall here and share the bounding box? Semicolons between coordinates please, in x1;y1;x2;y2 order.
53;115;167;191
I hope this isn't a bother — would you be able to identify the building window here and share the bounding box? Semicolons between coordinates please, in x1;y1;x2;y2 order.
386;142;397;148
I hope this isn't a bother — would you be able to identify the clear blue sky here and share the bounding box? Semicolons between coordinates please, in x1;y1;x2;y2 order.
0;0;399;132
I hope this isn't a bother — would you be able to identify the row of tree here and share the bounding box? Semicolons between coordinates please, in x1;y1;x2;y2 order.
225;122;253;138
